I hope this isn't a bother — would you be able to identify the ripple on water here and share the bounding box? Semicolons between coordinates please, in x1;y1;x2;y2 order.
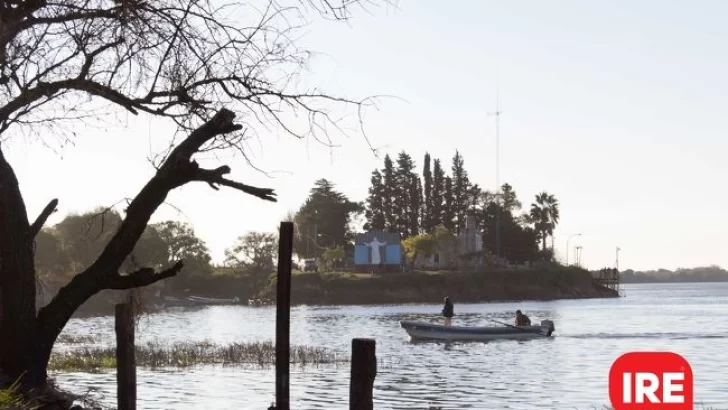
53;282;728;409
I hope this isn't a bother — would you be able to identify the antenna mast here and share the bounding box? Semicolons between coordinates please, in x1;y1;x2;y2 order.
488;92;501;266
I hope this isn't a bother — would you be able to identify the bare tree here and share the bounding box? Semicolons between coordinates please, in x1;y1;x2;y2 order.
0;0;384;387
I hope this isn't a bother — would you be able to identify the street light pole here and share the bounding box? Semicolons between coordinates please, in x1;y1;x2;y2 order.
566;233;582;266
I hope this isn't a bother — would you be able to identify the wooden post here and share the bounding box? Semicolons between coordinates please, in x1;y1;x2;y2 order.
350;338;377;410
275;222;294;410
115;302;136;410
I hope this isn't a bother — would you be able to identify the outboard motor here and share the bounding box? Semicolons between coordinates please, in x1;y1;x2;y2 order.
540;319;555;336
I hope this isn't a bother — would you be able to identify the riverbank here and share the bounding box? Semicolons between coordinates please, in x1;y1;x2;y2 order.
258;266;618;306
61;266;617;316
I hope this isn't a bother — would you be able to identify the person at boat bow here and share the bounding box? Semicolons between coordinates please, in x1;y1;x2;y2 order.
515;310;531;326
442;297;454;326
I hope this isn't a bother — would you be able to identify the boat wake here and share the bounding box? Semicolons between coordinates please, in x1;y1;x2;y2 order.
565;332;728;340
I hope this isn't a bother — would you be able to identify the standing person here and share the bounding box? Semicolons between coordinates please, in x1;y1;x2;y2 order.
442;297;454;326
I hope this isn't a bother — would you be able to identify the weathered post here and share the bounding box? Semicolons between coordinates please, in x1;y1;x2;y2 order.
275;222;294;410
350;338;377;410
115;302;136;410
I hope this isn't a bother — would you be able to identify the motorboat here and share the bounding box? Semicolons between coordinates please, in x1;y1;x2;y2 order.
399;319;555;341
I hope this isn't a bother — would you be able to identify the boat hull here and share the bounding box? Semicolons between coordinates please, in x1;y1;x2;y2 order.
400;320;555;341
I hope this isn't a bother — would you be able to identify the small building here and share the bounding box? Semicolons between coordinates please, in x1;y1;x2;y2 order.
353;231;402;273
415;215;485;270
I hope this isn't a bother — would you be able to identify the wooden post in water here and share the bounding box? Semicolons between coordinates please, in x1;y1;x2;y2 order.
275;222;294;410
350;338;377;410
115;302;136;410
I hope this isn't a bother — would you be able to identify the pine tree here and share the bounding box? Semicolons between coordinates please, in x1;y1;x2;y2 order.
382;154;396;231
364;169;386;231
444;176;454;230
432;158;445;228
395;151;418;237
451;150;470;234
422;153;433;232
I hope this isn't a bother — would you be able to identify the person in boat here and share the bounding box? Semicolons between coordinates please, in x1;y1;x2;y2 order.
515;310;531;326
442;297;454;326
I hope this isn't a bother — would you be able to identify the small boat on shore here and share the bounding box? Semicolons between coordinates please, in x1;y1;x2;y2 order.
399;319;555;341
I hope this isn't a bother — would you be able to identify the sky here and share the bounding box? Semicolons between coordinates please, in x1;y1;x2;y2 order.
5;0;728;272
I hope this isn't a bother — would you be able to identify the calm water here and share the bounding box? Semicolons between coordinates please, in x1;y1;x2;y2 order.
54;282;728;409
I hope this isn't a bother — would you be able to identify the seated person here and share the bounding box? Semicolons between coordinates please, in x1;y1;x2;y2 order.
515;310;531;326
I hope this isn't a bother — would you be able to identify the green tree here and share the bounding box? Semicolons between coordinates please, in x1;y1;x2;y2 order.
53;208;123;272
529;192;560;252
450;150;470;234
381;154;397;231
293;179;363;259
444;176;454;230
151;221;212;279
0;0;376;386
364;169;386;231
33;229;69;283
422;153;434;232
500;183;522;213
225;232;278;273
402;233;437;268
394;151;419;237
431;158;446;230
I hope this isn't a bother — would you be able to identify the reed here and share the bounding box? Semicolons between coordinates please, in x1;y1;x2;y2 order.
49;340;345;372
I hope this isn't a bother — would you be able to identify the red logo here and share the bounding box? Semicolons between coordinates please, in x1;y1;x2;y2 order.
609;351;693;409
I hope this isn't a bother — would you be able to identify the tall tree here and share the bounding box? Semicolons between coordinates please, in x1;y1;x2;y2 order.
394;151;419;237
529;192;561;252
0;0;377;386
293;179;363;259
444;176;454;230
500;183;522;213
450;150;470;234
431;158;445;229
422;153;434;232
381;154;396;231
364;169;386;231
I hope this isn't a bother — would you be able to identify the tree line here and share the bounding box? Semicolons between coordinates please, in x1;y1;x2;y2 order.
621;266;728;283
364;150;561;264
36;209;283;291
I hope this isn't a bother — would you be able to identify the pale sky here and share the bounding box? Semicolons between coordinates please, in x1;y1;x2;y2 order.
5;0;728;272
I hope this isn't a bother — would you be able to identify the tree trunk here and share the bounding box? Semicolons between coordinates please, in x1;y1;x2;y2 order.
0;145;45;386
1;109;274;389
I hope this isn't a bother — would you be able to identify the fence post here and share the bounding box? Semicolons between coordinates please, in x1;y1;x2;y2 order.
275;221;294;410
350;338;376;410
115;302;136;410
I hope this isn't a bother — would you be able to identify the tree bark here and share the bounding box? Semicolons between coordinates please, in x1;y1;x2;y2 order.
0;144;43;385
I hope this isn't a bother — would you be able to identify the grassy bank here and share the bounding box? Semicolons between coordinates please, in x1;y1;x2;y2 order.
257;266;618;306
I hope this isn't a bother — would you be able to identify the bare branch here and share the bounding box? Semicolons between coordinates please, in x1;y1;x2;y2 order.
108;261;184;290
193;165;277;201
29;198;59;239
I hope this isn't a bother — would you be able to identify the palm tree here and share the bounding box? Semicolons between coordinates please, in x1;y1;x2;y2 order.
529;192;560;251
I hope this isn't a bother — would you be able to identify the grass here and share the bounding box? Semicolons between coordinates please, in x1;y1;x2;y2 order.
56;334;99;344
49;340;345;372
0;378;39;410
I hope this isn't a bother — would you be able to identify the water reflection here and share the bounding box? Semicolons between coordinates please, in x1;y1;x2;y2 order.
53;282;728;409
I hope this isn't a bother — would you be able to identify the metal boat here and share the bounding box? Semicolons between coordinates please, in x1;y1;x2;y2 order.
399;319;555;341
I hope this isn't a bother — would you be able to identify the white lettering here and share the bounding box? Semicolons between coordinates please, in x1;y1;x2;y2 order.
662;372;685;403
635;372;660;403
623;373;632;403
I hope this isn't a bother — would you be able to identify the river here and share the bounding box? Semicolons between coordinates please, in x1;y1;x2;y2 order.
54;282;728;409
